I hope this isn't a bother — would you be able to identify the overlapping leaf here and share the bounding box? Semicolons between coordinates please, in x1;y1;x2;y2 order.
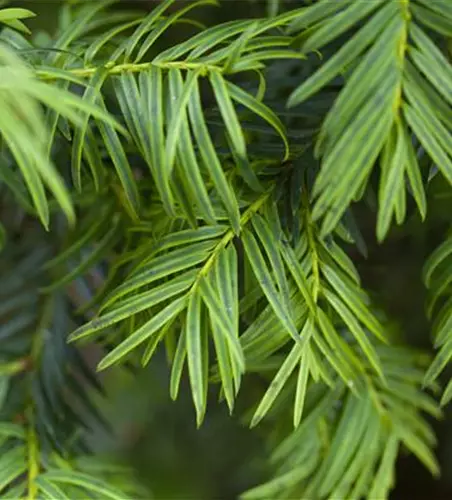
243;346;439;500
0;430;143;499
0;7;35;34
238;200;386;426
423;233;452;405
26;1;304;230
0;1;450;498
287;0;452;239
68;222;244;423
0;244;107;449
0;237;144;498
0;42;125;228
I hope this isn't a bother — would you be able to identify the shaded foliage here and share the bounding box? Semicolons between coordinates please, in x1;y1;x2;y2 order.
0;0;451;498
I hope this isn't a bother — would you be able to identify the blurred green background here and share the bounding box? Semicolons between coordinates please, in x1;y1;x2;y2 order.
11;0;452;498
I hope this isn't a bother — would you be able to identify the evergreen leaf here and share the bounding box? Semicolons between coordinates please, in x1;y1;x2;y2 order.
97;296;187;371
40;470;127;500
